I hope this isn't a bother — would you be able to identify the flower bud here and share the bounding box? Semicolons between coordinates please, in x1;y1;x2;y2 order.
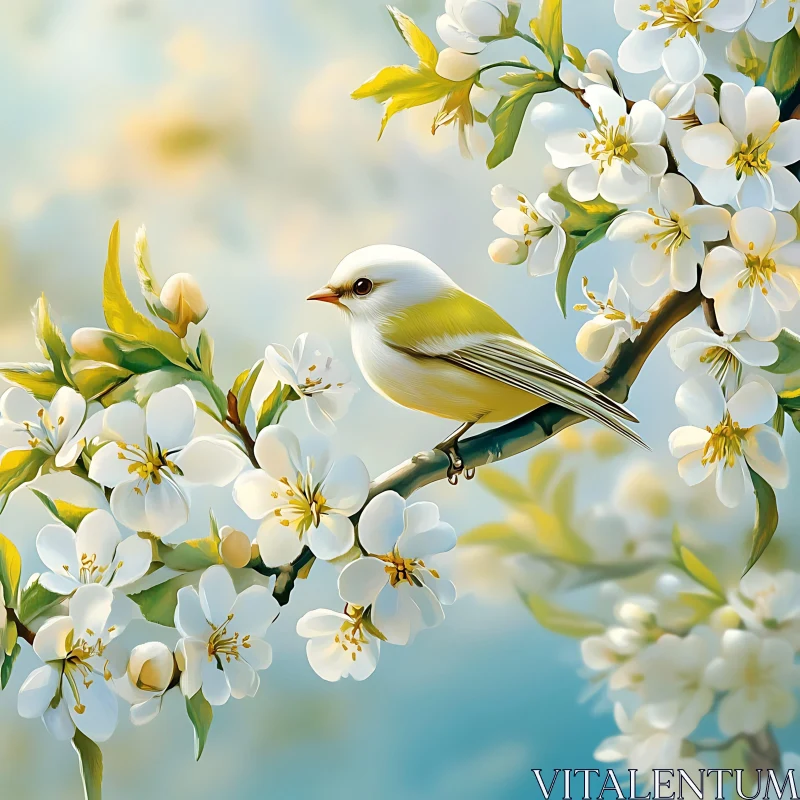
71;327;117;362
158;273;208;338
218;525;252;569
127;641;174;693
436;48;480;82
488;237;528;265
710;605;741;632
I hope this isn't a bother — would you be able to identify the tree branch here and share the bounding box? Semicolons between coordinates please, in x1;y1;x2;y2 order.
367;285;702;501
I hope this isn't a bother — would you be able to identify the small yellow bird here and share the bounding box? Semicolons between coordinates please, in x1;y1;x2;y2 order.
308;245;645;478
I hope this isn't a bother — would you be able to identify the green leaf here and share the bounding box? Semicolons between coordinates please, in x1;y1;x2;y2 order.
236;359;264;421
0;363;61;401
185;690;213;761
678;545;724;598
387;5;437;69
537;0;564;69
70;360;132;402
766;28;800;102
1;642;21;689
255;382;297;433
0;448;52;502
31;489;95;532
704;73;722;102
486;72;558;168
548;184;621;235
763;328;800;374
72;729;103;800
527;450;563;501
576;218;617;252
361;607;387;642
458;522;539;555
678;591;725;626
33;294;73;388
20;578;64;625
129;572;198;626
564;42;586;70
477;467;530;504
554;234;578;317
157;538;220;571
0;533;21;608
197;329;214;379
743;468;779;576
522;593;605;638
73;329;174;375
102;221;188;367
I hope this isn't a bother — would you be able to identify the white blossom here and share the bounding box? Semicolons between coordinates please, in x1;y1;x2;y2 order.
174;565;278;706
682;84;800;210
546;86;666;204
0;386;91;468
436;0;509;54
558;49;616;91
650;73;715;122
233;425;369;567
701;208;800;341
88;385;247;538
669;374;788;507
746;0;800;42
575;271;645;362
488;186;567;276
614;0;757;84
17;584;131;742
36;509;152;596
668;327;778;386
266;333;356;435
728;568;800;648
296;606;380;682
608;173;730;291
705;629;800;736
338;491;456;645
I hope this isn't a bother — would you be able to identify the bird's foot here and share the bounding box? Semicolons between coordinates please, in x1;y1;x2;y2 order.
435;442;475;485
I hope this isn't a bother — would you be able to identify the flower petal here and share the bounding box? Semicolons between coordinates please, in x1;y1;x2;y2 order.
322;455;370;515
18;665;60;719
88;442;135;488
677;450;715;486
199;565;236;627
720;82;747;142
598;159;649;204
253;425;301;478
715;459;750;508
32;616;74;662
770;167;800;213
306;513;355;561
233;469;277;520
545;130;593;169
108;534;153;589
201;659;230;706
608;211;657;241
0;387;42;424
175;586;209;638
528;227;565;277
745;86;780;141
256;518;304;567
144;477;190;538
659;174;695;214
617;28;665;74
68;673;118;742
69;584;113;639
296;608;349;638
75;510;121;576
357;491;406;555
715;284;754;337
681;205;731;242
49;388;86;451
730;207;777;257
628;100;665;145
745;289;781;341
744;425;789;489
338;556;389;607
371;584;421;646
109;480;150;533
229;585;279;639
567;163;601;202
222;657;258;699
37;523;79;581
683;123;736;169
662;34;705;84
675;375;725;427
101;402;146;448
175;436;246;487
770;119;800;166
668;426;711;459
409;582;446;629
146;385;196;451
728;377;778;428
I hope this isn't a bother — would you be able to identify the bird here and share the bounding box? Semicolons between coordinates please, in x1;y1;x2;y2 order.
308;245;646;482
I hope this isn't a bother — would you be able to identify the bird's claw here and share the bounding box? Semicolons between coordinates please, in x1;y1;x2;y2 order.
438;443;473;485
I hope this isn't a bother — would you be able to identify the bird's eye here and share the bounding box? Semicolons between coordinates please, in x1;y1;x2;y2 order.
353;278;373;297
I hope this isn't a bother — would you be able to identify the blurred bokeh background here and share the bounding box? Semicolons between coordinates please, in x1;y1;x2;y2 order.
1;0;799;797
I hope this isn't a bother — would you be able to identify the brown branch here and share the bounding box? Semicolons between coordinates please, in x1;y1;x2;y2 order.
7;608;35;646
367;285;702;501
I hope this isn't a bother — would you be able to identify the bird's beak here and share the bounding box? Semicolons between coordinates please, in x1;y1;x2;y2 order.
307;286;341;305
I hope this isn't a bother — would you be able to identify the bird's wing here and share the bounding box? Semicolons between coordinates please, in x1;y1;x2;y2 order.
393;332;647;449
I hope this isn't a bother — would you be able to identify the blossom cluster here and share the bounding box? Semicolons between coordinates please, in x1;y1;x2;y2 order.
0;224;459;793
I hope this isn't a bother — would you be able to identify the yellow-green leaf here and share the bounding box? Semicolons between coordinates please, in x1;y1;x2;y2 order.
186;691;213;761
548;184;621;235
527;450;563;500
522;593;605;638
477;467;530;504
33;294;73;387
0;448;49;511
1;641;21;690
679;545;724;598
537;0;564;69
129;572;198;626
486;72;558;168
31;490;96;532
20;578;64;625
764;329;800;374
70;361;132;402
0;363;61;401
743;468;779;576
102;221;188;367
72;729;103;800
157;538;221;571
0;533;21;612
236;359;264;420
256;382;297;433
678;591;725;626
387;5;437;69
766;28;800;101
458;522;539;555
554;234;578;318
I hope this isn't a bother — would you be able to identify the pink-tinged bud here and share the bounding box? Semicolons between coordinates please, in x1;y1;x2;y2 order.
127;641;174;693
488;237;528;265
71;327;117;361
218;525;252;569
158;273;208;338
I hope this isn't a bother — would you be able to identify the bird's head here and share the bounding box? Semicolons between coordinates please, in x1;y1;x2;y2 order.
308;245;456;323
